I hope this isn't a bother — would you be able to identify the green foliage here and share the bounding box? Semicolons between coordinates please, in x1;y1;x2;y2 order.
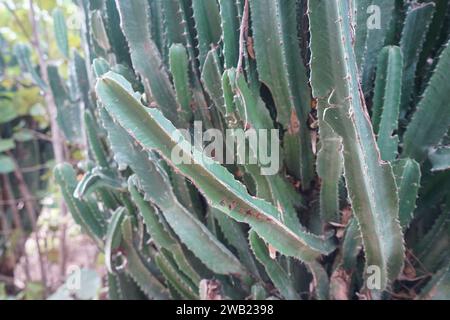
0;1;71;286
372;46;403;161
52;8;69;58
51;0;450;300
47;65;82;143
355;0;396;94
399;2;435;117
249;0;314;187
0;155;15;173
13;44;47;90
402;42;450;162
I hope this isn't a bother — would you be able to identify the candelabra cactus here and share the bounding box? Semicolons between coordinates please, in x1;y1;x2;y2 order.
54;0;450;300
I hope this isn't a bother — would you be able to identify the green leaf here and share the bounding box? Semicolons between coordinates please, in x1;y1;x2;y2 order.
307;261;330;300
128;180;201;284
249;231;300;300
159;0;186;48
250;283;267;300
52;8;69;58
0;101;17;123
93;58;111;78
211;208;261;278
105;207;126;273
201;49;225;115
115;0;180;126
107;272;146;300
372;46;403;161
48;65;81;143
416;263;450;300
74;168;123;199
169;44;193;125
84;111;109;169
54;163;107;243
104;0;131;65
0;139;15;152
316;97;343;224
13;44;47;90
72;51;92;111
120;216;170;299
392;159;421;229
249;0;314;187
342;218;362;271
414;209;450;273
417;0;450;79
191;0;222;68
0;155;15;174
218;0;239;69
91;10;111;52
402;41;450;161
399;2;435;116
357;0;396;94
155;249;199;300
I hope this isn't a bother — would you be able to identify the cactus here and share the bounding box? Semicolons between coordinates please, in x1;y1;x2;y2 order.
310;0;405;290
355;0;396;94
372;46;403;161
399;2;435;117
52;0;450;300
52;8;69;58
